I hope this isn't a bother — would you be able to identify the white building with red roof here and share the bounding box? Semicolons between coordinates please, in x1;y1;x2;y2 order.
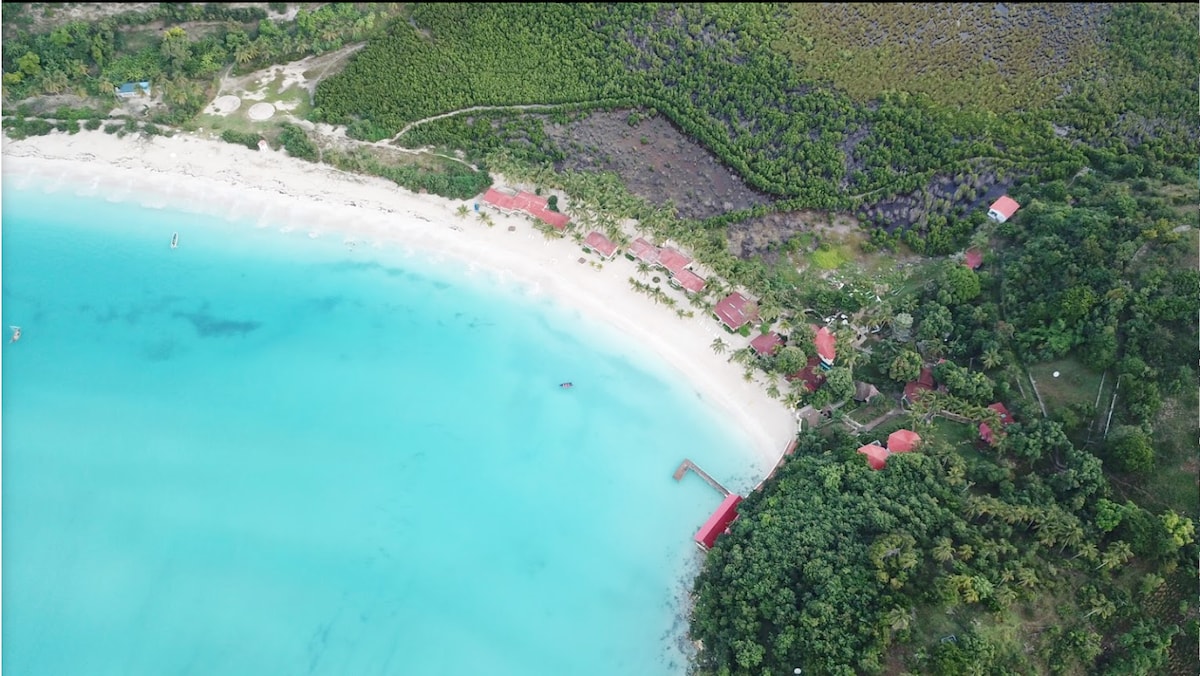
672;268;707;295
481;187;571;231
657;247;693;276
858;444;890;471
987;195;1021;223
979;402;1015;446
584;231;619;260
887;429;922;454
628;237;661;265
813;326;837;368
749;331;783;357
714;292;758;332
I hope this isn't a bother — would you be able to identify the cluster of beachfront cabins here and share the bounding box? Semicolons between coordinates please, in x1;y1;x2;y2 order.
479;186;1023;551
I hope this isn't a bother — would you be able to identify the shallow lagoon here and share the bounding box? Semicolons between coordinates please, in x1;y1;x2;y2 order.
1;185;767;675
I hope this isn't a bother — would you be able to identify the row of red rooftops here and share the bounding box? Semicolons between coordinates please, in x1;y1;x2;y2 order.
482;187;1022;549
483;186;1015;280
482;189;708;293
857;428;923;470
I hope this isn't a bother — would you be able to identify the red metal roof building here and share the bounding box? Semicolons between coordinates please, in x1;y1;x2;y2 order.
902;366;936;405
657;247;693;276
786;356;828;393
987;195;1021;223
584;231;619;259
750;332;783;357
814;326;837;366
714;292;758;332
887;429;922;453
858;444;891;471
629;237;661;265
964;248;983;270
672;268;707;294
481;188;571;231
979;402;1015;446
695;493;743;550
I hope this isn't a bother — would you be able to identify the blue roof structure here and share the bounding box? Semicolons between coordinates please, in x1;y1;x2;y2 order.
116;81;151;95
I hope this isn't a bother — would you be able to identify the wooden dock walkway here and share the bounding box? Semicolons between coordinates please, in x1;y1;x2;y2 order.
673;459;730;496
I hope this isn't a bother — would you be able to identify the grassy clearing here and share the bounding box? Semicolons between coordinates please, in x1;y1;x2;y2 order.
1027;358;1104;418
810;243;854;270
847;397;893;425
931;417;980;451
868;414;915;441
193;112;265;138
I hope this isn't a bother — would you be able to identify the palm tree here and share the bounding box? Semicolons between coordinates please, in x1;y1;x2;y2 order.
1016;567;1039;589
994;585;1018;609
729;347;754;366
981;346;1002;370
839;345;865;373
758;303;781;324
783;391;803;410
932;537;955;563
455;204;469;219
636;261;652;278
1095;541;1133;571
1084;595;1116;619
884;606;912;635
234;42;260;66
710;337;728;355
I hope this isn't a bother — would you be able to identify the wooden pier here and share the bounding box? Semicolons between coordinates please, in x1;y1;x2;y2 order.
673;459;730;496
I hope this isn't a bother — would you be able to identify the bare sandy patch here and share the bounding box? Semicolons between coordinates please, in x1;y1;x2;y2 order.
247;103;275;121
207;95;242;115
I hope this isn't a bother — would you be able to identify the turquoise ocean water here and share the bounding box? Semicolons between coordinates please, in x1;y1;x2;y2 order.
1;178;769;675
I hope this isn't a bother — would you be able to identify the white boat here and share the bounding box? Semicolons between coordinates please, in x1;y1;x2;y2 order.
10;326;21;343
171;232;179;249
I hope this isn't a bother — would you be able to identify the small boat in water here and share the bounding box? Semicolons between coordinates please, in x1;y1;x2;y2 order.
170;232;179;249
560;382;573;389
10;326;21;343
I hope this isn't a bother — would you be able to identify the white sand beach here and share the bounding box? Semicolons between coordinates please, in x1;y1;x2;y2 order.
1;130;798;472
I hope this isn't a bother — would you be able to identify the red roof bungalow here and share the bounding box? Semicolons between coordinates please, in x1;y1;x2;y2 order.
858;444;891;471
979;402;1014;446
964;248;983;270
987;195;1020;224
672;268;707;294
786;356;827;393
902;367;937;405
658;247;693;276
887;429;922;453
714;292;759;332
584;231;619;260
629;237;661;265
750;331;783;357
695;493;743;551
481;188;571;231
814;326;837;367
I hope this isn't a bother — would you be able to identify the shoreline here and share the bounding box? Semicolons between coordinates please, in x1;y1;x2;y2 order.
1;129;797;476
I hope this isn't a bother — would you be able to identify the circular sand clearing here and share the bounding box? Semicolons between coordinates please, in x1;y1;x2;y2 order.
248;102;275;121
210;95;241;115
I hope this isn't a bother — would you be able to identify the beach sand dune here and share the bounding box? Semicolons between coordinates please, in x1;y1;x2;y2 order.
2;130;797;474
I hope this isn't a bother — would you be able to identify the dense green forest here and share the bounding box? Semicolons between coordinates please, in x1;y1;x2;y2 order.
2;3;1197;674
312;3;1195;239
